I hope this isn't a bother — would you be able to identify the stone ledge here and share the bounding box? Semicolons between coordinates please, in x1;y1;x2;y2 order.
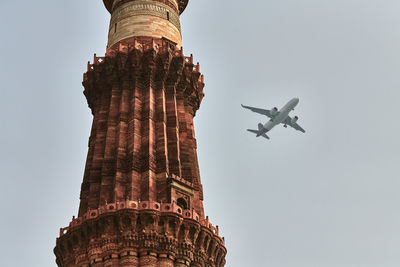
55;204;226;267
84;39;201;82
59;200;223;244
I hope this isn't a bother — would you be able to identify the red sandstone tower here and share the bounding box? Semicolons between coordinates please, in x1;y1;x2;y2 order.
54;1;226;266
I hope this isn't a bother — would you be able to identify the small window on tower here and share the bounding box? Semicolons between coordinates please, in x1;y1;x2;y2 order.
114;23;117;33
166;11;170;21
177;198;188;210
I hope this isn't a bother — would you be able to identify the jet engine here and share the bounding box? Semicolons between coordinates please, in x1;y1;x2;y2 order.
270;107;278;116
291;116;299;123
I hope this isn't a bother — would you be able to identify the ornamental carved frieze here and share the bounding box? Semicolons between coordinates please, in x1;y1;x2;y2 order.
110;1;181;32
54;201;226;267
103;0;189;14
83;39;204;117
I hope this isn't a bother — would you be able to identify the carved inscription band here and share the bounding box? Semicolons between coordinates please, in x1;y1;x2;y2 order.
111;1;181;32
112;0;179;14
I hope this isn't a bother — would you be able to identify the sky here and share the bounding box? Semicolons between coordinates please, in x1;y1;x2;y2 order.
1;0;400;266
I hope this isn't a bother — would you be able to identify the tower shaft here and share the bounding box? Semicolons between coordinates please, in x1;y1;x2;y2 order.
79;41;205;218
54;1;226;266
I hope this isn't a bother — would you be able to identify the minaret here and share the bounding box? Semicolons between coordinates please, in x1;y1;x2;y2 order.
54;1;227;266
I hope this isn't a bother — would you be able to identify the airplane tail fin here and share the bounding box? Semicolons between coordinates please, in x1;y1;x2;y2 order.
257;123;270;139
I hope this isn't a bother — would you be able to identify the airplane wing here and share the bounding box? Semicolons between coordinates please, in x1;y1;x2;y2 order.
283;116;306;133
241;104;275;119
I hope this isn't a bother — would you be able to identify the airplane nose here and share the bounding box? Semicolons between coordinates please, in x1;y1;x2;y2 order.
293;98;299;104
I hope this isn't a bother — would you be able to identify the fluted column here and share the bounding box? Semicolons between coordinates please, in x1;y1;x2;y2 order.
115;82;130;202
139;64;158;201
176;83;192;183
88;87;111;210
165;81;182;177
79;118;96;216
100;85;121;205
128;76;142;200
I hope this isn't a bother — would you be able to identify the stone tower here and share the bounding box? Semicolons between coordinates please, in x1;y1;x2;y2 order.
54;1;227;267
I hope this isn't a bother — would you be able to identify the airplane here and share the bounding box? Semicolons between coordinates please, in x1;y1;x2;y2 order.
241;98;305;139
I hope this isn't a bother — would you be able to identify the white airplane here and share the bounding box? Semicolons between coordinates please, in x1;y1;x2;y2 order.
242;98;305;139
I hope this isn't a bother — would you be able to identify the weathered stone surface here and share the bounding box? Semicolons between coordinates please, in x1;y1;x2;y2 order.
107;0;183;48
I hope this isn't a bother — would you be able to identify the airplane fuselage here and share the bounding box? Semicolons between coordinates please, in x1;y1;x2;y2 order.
263;98;299;131
242;97;305;139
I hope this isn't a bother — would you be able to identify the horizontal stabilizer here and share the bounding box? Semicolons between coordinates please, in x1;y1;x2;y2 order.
261;133;270;139
247;129;259;135
246;129;270;140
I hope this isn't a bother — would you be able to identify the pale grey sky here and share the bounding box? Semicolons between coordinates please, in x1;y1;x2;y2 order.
1;0;400;266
